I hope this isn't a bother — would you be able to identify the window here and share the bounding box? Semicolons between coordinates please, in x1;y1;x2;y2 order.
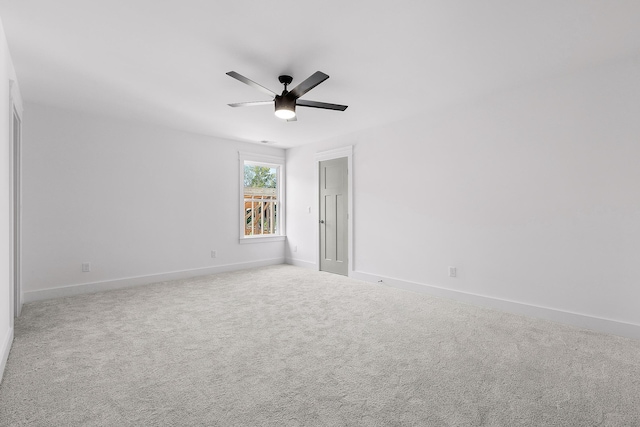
239;152;285;242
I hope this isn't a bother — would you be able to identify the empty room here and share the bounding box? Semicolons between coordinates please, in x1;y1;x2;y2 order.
1;1;640;426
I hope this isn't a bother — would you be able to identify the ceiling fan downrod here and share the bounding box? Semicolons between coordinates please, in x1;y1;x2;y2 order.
278;75;293;94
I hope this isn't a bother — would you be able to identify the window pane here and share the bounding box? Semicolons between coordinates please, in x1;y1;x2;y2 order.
244;164;278;236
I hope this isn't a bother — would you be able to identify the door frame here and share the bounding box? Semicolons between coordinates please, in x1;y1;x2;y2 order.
314;146;353;276
9;79;24;322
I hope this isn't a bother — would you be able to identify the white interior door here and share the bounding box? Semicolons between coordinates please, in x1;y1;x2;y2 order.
319;157;348;276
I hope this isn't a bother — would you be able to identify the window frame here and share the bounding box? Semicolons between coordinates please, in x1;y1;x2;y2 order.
238;151;286;243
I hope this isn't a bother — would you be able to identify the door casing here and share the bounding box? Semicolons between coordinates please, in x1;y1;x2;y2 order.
9;80;23;322
314;146;353;276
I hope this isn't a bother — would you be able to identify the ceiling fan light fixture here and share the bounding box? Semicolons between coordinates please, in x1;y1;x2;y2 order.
275;107;295;120
274;96;296;120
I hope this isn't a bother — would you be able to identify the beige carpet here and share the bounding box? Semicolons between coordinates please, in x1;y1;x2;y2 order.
1;265;639;426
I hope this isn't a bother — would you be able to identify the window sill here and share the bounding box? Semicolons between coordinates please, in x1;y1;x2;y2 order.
239;235;286;244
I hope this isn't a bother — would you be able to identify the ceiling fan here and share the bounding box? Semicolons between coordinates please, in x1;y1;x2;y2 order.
226;71;348;121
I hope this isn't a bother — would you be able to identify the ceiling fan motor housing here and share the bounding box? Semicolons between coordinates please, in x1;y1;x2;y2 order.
274;94;296;118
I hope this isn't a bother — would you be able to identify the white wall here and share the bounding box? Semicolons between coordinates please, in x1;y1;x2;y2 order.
286;57;640;337
22;103;285;300
0;17;20;382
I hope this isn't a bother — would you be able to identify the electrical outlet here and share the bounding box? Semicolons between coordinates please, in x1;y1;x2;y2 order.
82;262;91;273
211;251;217;259
449;266;457;278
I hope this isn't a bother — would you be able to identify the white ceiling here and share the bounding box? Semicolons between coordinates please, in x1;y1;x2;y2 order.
1;1;640;148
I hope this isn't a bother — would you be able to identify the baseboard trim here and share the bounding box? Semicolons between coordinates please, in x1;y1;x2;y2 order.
0;326;14;385
351;271;640;340
285;258;316;270
24;258;285;303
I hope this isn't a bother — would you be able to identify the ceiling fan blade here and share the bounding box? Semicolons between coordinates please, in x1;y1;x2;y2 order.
288;71;329;99
226;71;277;98
228;101;274;108
297;99;348;111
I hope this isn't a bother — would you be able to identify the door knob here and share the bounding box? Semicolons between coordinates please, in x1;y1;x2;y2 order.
319;220;325;224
